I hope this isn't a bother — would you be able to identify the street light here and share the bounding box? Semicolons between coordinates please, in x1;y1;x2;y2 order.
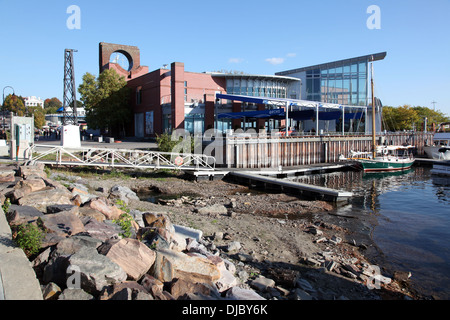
2;86;15;133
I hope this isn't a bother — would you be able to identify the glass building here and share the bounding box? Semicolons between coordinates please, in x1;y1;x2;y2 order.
275;52;386;106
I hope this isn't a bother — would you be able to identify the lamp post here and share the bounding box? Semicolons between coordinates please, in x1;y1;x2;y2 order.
2;86;15;131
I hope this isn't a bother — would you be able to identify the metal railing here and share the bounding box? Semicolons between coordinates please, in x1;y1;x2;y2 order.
25;145;216;171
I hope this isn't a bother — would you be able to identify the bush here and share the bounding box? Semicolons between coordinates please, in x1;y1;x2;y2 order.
156;132;194;154
14;223;44;257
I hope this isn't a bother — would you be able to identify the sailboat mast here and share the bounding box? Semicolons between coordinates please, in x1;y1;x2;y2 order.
371;63;376;159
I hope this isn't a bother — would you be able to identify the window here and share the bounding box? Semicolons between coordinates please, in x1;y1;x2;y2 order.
136;87;142;105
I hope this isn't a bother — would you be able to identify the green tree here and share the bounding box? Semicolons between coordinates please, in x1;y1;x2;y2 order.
3;94;26;116
78;70;131;136
43;97;62;114
27;106;46;129
412;106;450;130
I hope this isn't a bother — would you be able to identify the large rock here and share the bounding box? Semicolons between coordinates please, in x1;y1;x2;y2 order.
83;219;121;241
157;248;221;283
98;238;156;281
225;286;266;300
149;251;175;282
77;207;106;223
18;188;73;212
85;198;123;220
40;211;85;239
108;185;140;204
6;204;44;225
67;246;127;294
196;204;228;216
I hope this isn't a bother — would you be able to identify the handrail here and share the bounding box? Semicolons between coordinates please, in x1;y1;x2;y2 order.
25;144;216;171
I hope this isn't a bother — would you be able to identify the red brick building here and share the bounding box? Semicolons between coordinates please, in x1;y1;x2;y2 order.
99;42;300;137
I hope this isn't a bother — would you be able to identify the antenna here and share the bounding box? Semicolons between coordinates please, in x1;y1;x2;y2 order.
431;101;437;111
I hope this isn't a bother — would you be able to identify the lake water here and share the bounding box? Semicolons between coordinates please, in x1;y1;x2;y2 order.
290;166;450;300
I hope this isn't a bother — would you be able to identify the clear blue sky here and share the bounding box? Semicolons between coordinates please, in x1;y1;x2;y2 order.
1;0;449;116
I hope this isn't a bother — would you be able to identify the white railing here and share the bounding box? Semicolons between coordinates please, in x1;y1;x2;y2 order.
26;145;216;171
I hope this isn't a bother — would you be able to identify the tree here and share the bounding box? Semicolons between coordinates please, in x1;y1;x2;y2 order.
3;94;26;116
78;70;131;136
27;106;46;129
43;97;62;114
382;105;450;131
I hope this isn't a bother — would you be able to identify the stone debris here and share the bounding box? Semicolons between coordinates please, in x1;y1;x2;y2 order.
0;164;415;301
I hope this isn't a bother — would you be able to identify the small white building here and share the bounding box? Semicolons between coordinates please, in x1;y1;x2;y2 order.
24;96;44;108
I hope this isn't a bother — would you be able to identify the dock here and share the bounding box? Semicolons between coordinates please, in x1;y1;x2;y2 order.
228;171;352;202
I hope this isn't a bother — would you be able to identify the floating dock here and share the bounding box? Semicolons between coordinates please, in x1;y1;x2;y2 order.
228;171;352;202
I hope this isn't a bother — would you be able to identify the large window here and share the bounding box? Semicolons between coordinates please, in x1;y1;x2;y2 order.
307;60;369;106
185;113;204;134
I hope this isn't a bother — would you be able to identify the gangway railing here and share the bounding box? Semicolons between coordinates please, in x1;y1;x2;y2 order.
25;144;216;171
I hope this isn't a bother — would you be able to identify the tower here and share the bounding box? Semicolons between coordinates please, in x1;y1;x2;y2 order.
62;49;78;126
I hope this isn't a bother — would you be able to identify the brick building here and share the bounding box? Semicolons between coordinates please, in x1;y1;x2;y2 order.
99;42;300;137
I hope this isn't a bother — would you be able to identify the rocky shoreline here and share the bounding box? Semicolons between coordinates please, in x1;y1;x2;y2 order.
0;163;422;300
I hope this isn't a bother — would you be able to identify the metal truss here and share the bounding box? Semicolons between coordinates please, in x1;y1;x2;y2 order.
62;49;78;125
26;145;216;171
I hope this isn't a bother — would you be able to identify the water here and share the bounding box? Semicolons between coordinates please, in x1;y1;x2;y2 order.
290;167;450;299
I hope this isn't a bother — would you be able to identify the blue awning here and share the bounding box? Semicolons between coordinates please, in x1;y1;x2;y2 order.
218;108;285;119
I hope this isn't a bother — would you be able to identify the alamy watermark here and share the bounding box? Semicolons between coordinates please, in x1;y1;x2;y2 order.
367;5;381;30
66;5;81;30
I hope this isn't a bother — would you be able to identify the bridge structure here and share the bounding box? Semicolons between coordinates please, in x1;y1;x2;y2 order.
25;144;216;171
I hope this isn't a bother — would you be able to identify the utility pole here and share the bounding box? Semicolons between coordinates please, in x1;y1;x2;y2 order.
62;49;78;126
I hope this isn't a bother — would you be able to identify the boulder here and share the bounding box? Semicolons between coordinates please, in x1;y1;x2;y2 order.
196;204;227;216
15;178;47;193
6;204;44;225
42;282;62;300
77;207;106;223
40;211;85;238
47;204;79;216
169;278;215;300
85;198;123;220
67;246;127;294
100;281;152;300
83;219;120;241
149;251;175;283
250;275;276;292
18;188;73;212
58;288;95;300
225;286;265;300
157;248;221;283
98;238;156;281
108;185;140;204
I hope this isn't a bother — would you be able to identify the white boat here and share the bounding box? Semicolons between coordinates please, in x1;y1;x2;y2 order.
430;160;450;177
424;128;450;160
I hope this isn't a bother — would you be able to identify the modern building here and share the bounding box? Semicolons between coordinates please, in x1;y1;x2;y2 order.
276;52;387;106
99;43;385;137
24;96;44;109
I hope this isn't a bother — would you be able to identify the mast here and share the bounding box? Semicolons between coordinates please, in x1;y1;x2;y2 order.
371;63;376;159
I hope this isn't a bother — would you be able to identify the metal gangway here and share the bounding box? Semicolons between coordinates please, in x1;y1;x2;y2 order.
25;144;216;171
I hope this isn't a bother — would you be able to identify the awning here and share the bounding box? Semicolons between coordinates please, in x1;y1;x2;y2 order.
218;108;285;119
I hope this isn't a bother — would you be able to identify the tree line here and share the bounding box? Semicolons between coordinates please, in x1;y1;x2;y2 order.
382;105;450;132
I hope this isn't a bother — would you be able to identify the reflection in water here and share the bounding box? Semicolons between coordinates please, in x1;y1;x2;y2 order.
289;167;450;299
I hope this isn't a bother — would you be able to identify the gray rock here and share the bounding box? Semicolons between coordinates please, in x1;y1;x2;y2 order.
67;246;127;294
225;286;266;300
109;185;139;204
250;275;275;292
197;204;227;216
58;288;95;300
46;204;79;215
18;188;73;212
40;211;85;238
224;241;241;253
84;219;120;241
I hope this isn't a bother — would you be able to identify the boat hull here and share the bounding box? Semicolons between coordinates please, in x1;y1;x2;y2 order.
356;158;415;172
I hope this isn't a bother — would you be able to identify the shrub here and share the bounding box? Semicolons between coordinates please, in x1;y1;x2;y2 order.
14;223;44;257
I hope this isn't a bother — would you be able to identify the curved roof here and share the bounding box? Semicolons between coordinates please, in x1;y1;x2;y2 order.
204;72;301;82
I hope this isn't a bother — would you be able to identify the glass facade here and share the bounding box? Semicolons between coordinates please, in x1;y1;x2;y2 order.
226;78;289;99
306;60;368;106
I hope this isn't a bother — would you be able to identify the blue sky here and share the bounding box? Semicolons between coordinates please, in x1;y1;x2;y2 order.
1;0;449;116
